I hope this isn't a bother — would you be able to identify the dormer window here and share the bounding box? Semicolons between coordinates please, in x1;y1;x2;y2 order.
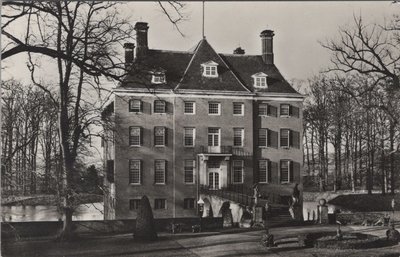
252;72;268;88
151;73;166;84
201;61;218;77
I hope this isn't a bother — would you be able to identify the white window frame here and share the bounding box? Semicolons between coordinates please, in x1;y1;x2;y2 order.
280;104;290;117
184;127;195;147
258;128;268;148
208;102;221;115
184;101;196;115
203;66;218;77
280;160;291;184
154;127;166;147
154;160;166;185
232;160;244;184
129;127;141;147
233;102;244;116
233;128;244;147
129;99;142;112
258;103;268;116
208;128;221;147
184;160;195;184
129;159;141;185
151;74;166;84
255;77;267;87
259;159;269;184
280;128;290;148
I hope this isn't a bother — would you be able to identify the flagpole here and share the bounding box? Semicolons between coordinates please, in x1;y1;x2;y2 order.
202;1;205;38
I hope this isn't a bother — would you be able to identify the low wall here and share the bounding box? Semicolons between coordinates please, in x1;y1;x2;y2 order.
1;217;222;239
336;211;400;225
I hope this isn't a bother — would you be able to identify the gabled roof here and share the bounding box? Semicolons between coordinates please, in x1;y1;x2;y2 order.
120;39;300;95
201;60;219;66
251;72;268;78
175;39;250;92
219;54;299;94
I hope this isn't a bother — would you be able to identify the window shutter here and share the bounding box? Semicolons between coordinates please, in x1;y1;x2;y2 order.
165;127;168;146
267;129;271;147
271;106;277;117
267;104;271;116
289;161;294;182
270;130;278;148
164;160;167;184
292;106;300;118
140;127;143;146
140;100;143;112
267;160;272;183
289;130;293;147
140;160;143;184
292;131;300;149
289;105;293;116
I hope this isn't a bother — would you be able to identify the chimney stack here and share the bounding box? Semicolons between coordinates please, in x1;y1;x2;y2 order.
260;29;274;65
124;43;135;68
233;47;245;55
134;22;149;60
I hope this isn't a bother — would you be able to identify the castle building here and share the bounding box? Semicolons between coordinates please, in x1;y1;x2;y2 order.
102;22;304;220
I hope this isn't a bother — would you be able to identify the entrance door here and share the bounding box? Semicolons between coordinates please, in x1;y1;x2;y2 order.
209;172;219;190
208;128;221;153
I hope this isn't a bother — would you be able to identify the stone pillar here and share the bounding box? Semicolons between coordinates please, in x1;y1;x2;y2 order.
253;206;264;227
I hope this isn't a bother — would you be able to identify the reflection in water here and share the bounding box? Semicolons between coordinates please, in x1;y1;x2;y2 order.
1;202;103;222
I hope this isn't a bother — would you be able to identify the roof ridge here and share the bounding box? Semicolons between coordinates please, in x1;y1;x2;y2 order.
174;39;205;90
149;49;192;54
219;53;262;57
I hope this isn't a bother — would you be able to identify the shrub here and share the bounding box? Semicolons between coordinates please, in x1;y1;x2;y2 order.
134;195;157;241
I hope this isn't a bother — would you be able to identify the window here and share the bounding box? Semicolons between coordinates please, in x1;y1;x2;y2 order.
129;160;141;184
184;160;195;184
280;129;290;148
208;128;220;147
129;127;141;146
258;103;268;116
280;104;290;117
208;102;220;115
154;199;166;209
184;198;195;209
280;160;291;183
252;72;268;88
184;128;195;147
154;160;166;184
259;160;270;183
233;160;244;183
201;61;219;77
151;74;166;84
129;99;142;112
233;128;244;147
154;127;166;146
154;100;166;113
129;199;140;210
233;102;244;115
184;102;195;114
259;129;268;148
255;77;267;87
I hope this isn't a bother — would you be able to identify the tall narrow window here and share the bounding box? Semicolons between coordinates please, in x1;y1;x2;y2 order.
258;103;268;116
259;160;270;183
208;128;220;147
259;129;268;147
184;160;195;184
129;99;142;112
129;160;141;184
280;129;290;148
129;127;141;146
233;160;244;183
154;199;166;209
154;127;166;146
154;100;166;113
233;102;244;115
208;102;220;115
184;128;195;147
154;160;166;184
280;104;290;117
233;128;244;147
280;160;291;183
184;102;195;114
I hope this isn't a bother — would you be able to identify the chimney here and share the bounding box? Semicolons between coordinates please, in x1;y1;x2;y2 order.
260;29;274;64
233;47;245;55
134;22;149;60
124;43;135;68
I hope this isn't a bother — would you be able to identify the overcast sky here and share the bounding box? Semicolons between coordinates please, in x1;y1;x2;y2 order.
2;1;399;84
